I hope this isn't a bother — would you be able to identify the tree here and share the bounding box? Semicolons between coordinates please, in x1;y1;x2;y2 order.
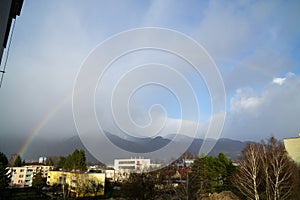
45;157;54;166
76;174;91;197
232;137;299;200
121;172;158;200
261;137;298;200
78;150;87;171
0;153;8;166
171;169;198;200
232;143;261;200
32;172;46;190
217;153;236;191
57;156;66;169
191;153;234;196
89;176;104;196
58;149;87;171
62;183;70;200
0;152;10;190
104;178;114;198
13;155;22;167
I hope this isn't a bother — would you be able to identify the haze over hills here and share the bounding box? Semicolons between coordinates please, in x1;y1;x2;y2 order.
0;132;248;164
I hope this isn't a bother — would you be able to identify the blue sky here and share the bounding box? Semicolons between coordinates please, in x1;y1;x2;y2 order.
1;0;300;157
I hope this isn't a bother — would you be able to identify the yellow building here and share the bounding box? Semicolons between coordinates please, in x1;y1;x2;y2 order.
47;171;105;197
284;134;300;164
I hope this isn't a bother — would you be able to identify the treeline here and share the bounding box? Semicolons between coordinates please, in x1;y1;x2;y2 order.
119;152;236;200
55;149;87;172
118;137;300;200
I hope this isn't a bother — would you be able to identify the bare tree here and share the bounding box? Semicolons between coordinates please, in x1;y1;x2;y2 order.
260;143;271;200
233;137;299;200
232;143;261;200
89;176;104;196
262;137;297;200
76;174;91;197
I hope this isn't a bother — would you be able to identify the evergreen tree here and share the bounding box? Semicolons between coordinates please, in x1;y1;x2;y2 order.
32;172;46;190
191;153;235;195
13;155;22;167
0;153;8;166
0;152;10;190
56;149;87;171
45;157;54;166
57;156;66;169
78;149;86;171
217;153;236;191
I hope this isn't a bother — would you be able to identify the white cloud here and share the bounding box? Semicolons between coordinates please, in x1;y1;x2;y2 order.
272;72;295;85
230;88;263;115
225;73;300;140
272;77;286;85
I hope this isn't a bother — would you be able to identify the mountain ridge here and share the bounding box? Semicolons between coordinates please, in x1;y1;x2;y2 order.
0;133;248;163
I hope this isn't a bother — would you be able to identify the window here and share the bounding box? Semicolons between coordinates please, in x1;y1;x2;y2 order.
18;180;23;183
119;161;135;164
19;175;24;178
119;166;135;169
20;169;24;172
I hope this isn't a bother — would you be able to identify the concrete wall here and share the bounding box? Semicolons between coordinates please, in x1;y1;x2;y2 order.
284;137;300;164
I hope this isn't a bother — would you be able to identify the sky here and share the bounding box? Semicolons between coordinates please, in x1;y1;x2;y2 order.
0;0;300;160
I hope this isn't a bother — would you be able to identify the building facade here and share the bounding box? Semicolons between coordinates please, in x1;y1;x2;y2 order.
47;171;105;197
9;167;33;187
284;134;300;164
8;164;53;188
114;157;151;172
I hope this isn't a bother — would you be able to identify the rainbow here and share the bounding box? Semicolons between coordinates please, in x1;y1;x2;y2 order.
18;93;71;159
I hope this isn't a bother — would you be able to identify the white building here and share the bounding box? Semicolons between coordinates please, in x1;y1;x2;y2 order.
114;157;151;172
113;157;151;182
9;167;34;188
8;164;53;188
38;156;47;164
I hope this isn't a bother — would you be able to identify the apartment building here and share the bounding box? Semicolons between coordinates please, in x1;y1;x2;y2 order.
8;164;53;188
24;164;52;177
9;167;33;187
47;171;105;197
